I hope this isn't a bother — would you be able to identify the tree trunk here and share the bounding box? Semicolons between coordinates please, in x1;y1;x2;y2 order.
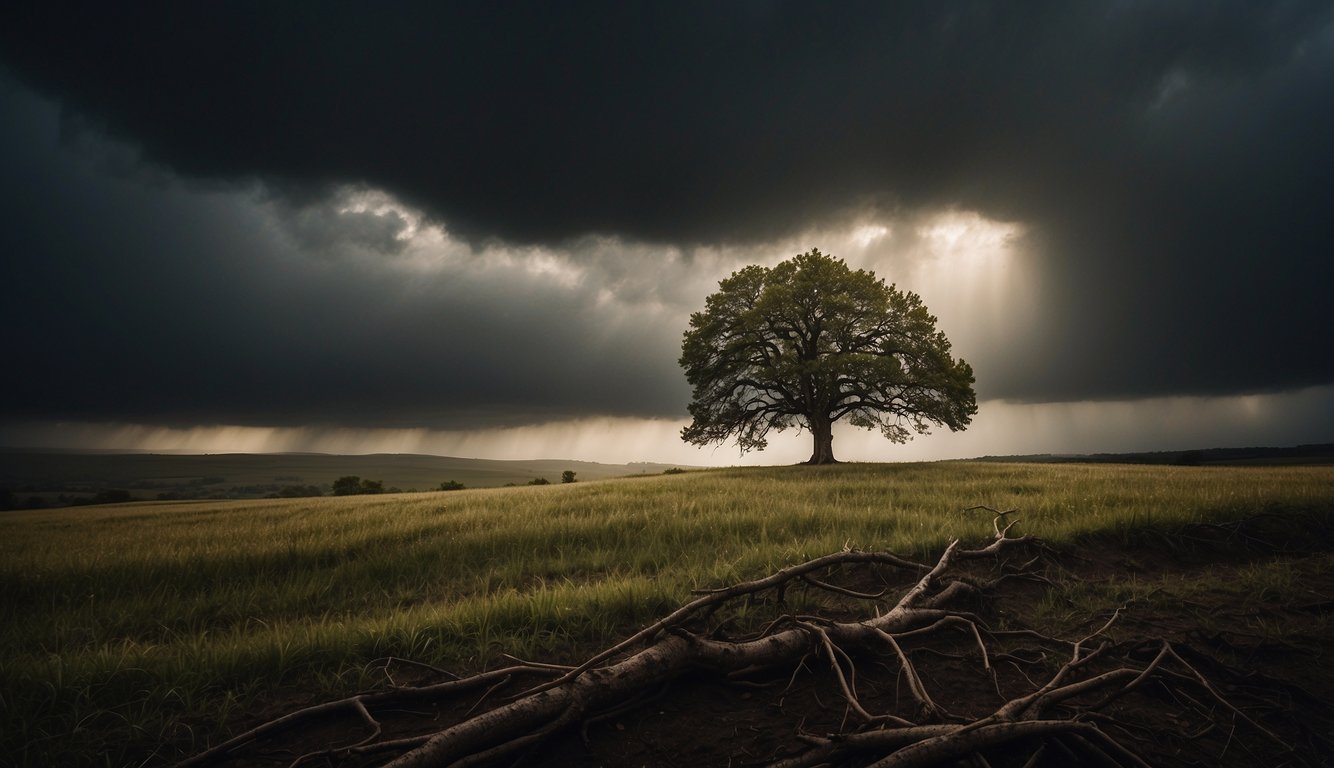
806;414;837;464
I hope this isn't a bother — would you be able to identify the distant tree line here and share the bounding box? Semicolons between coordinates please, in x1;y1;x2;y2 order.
265;485;325;499
332;476;386;496
1;486;134;510
497;471;579;488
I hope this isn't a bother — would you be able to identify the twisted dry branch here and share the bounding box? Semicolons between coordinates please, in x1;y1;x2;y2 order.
177;517;1301;768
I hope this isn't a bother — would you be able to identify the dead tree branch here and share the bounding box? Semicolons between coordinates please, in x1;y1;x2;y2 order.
178;513;1306;768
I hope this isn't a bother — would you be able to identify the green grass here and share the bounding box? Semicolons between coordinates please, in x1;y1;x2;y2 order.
2;461;1333;766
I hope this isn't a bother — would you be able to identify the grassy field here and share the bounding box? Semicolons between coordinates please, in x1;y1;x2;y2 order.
0;451;687;506
3;460;1333;766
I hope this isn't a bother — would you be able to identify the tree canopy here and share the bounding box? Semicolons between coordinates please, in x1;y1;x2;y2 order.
680;249;976;464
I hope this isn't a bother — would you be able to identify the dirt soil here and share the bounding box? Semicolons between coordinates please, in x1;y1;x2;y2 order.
196;519;1334;768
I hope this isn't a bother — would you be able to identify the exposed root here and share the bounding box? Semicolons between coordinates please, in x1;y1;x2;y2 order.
177;513;1314;768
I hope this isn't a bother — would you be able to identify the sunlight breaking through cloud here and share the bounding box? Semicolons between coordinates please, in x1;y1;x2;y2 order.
9;171;1306;461
302;190;1036;380
335;188;424;242
5;387;1329;466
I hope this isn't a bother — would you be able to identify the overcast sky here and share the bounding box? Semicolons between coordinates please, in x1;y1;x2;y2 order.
1;2;1331;464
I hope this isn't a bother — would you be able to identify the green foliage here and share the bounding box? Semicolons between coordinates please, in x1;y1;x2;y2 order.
527;477;551;486
561;470;577;484
680;248;976;463
439;480;466;491
663;467;687;475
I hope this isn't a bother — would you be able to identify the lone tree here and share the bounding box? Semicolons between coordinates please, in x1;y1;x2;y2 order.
680;248;976;464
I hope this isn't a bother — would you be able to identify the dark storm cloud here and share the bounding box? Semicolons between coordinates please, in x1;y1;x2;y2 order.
0;78;685;429
2;1;1333;429
1;3;1326;239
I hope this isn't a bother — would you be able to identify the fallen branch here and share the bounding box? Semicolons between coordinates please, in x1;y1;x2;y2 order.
177;514;1305;768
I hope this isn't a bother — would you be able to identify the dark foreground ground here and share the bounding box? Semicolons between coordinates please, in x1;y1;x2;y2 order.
190;513;1334;768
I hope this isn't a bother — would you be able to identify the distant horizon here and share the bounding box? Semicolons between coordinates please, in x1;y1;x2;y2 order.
0;445;697;466
4;436;1330;467
5;383;1333;466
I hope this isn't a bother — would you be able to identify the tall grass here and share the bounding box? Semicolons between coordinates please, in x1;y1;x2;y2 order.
2;461;1332;765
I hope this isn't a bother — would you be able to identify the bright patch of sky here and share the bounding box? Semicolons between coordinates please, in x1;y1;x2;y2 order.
6;386;1329;465
11;178;1310;465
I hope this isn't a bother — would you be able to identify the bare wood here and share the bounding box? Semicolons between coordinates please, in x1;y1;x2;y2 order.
179;523;1298;768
